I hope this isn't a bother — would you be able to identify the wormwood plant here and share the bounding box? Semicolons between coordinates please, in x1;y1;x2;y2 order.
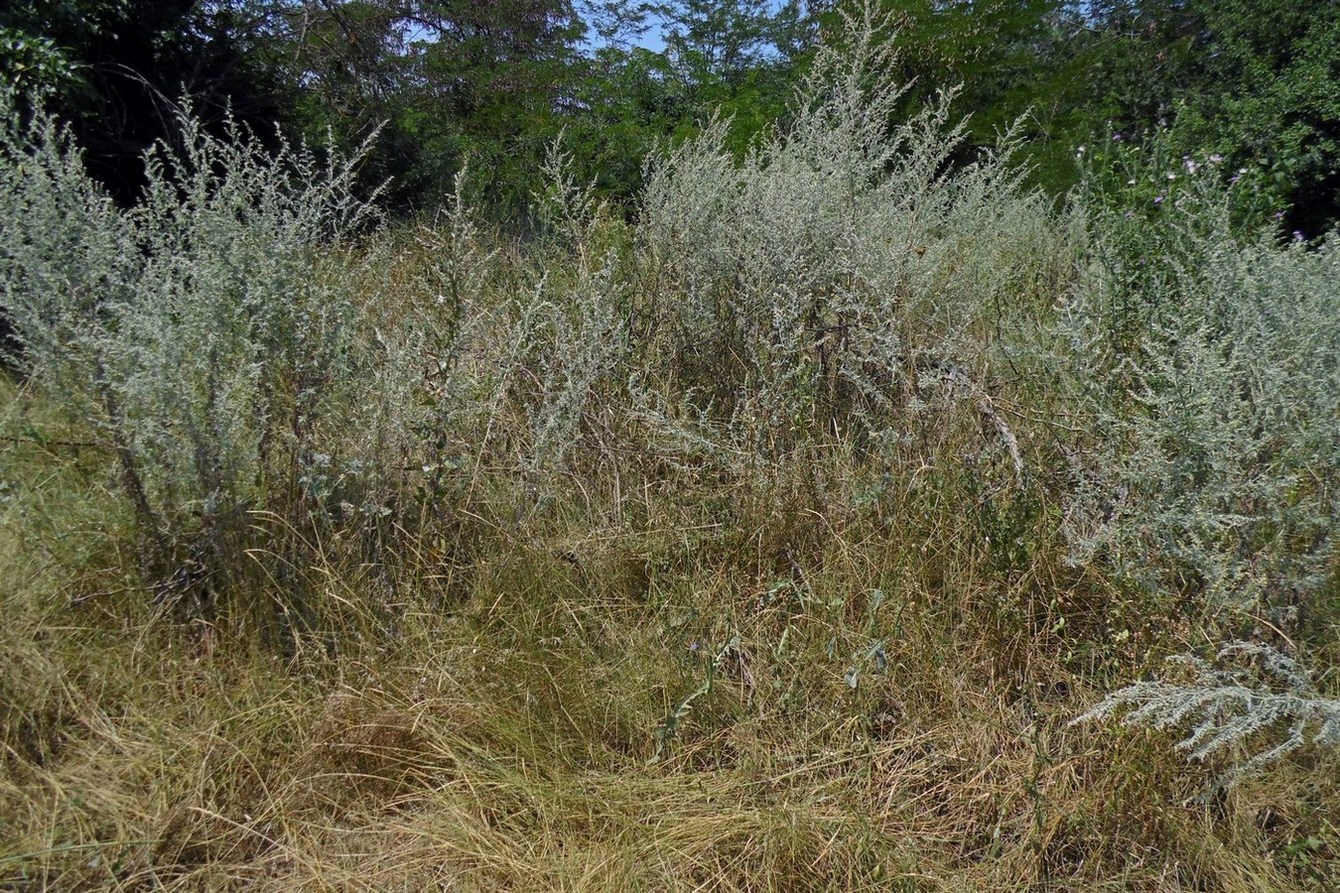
636;1;1067;465
0;89;377;615
408;154;630;492
1065;158;1340;786
1061;180;1340;623
1076;641;1340;787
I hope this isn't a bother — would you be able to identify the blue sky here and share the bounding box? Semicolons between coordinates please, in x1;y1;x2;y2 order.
579;1;794;55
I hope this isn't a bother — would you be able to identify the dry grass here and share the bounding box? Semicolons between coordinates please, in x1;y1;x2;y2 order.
3;371;1337;893
4;10;1337;882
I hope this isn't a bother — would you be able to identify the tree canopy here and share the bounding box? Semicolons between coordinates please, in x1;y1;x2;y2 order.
2;0;1336;230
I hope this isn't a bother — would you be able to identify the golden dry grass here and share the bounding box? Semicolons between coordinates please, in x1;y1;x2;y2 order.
3;366;1337;892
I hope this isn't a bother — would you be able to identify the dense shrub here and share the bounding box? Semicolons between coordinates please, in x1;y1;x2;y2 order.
634;3;1070;466
1061;178;1340;625
1;2;1336;794
0;89;377;616
1061;154;1340;784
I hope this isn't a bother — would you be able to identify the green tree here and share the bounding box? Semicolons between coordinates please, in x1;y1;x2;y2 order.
814;1;1089;194
558;2;826;208
1171;0;1340;235
566;44;685;206
657;0;776;87
1071;0;1340;234
1;1;290;203
278;0;585;213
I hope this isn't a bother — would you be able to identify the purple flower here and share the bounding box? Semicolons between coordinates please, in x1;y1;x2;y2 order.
1293;230;1305;242
1154;195;1165;205
1112;133;1123;142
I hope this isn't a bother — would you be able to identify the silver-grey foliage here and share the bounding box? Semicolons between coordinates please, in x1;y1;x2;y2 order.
1063;180;1340;783
0;89;377;585
1075;641;1340;785
1061;187;1340;619
410;157;630;481
636;1;1068;464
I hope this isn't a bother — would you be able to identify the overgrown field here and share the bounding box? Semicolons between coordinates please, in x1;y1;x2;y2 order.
2;12;1338;892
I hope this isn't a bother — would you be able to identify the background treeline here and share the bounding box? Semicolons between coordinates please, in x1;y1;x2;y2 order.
3;0;1338;232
